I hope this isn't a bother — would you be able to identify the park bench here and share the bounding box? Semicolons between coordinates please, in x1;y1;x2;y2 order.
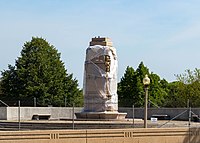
192;114;199;122
151;114;170;120
32;114;51;120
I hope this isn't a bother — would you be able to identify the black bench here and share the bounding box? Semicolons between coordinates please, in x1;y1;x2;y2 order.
32;114;51;120
151;114;170;120
192;114;199;122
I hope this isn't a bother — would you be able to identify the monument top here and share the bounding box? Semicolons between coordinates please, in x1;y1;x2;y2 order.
90;36;113;47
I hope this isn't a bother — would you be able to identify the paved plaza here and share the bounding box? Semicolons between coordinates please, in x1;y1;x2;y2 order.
0;119;199;131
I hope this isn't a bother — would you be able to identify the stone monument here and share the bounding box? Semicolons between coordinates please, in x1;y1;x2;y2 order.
75;37;127;119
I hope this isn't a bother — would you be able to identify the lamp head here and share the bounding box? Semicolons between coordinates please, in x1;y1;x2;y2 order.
143;74;150;86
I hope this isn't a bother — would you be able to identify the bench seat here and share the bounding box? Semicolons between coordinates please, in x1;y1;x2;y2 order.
32;114;51;120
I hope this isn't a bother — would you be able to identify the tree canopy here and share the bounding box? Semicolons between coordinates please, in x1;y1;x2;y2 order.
0;37;83;107
118;62;167;107
176;69;200;84
174;69;200;107
118;65;200;108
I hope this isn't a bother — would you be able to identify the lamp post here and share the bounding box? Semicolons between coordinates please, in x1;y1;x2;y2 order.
143;74;150;128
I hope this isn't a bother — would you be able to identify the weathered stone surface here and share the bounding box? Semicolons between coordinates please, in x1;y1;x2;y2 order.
76;37;126;119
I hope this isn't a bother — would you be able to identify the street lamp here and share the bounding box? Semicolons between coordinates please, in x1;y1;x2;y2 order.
143;74;150;128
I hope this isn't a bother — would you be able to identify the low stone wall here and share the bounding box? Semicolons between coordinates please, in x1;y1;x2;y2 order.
119;107;200;120
0;128;199;143
0;107;7;120
0;107;199;121
2;107;82;120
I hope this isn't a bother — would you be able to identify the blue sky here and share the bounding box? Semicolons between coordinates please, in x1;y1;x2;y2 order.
0;0;200;87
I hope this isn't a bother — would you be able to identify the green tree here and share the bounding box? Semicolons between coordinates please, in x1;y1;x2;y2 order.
188;81;200;107
161;81;179;107
175;69;200;107
148;74;167;107
0;80;2;96
118;62;168;107
1;37;83;107
136;62;149;82
0;65;19;103
176;69;200;84
118;62;149;107
117;66;139;107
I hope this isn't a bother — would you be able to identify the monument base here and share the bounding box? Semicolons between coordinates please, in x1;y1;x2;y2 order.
75;112;127;120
